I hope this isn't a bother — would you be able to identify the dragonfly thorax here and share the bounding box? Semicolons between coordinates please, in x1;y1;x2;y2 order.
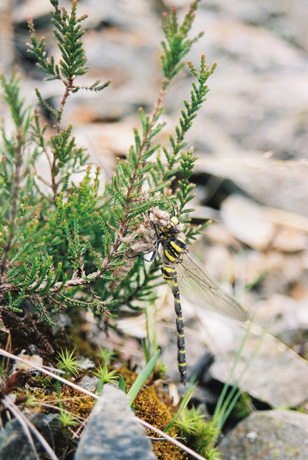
160;232;187;264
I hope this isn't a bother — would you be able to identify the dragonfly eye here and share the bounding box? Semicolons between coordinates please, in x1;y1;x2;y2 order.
170;216;179;226
165;216;184;235
163;216;179;232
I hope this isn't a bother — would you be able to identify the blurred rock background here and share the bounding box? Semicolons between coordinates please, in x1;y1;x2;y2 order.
1;0;308;206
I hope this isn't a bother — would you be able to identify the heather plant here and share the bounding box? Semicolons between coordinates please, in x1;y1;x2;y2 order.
0;0;215;327
0;2;234;458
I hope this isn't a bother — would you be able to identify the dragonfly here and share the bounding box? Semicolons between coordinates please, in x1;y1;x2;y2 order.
149;208;249;385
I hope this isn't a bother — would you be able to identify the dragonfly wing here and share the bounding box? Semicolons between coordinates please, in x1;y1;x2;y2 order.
175;252;249;321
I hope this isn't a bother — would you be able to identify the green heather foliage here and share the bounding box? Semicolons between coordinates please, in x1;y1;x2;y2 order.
0;0;215;324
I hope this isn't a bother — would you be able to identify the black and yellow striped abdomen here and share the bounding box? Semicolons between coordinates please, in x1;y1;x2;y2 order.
161;233;187;384
162;261;186;384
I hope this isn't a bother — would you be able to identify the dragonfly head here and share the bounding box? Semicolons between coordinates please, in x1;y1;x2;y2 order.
149;207;184;235
161;216;184;234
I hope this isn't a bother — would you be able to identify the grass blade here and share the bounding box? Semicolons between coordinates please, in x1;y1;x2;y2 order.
127;350;160;406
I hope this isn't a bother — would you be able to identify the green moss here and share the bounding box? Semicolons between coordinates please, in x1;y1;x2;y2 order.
117;368;188;459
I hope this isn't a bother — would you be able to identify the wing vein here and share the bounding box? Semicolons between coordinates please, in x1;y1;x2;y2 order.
174;252;248;321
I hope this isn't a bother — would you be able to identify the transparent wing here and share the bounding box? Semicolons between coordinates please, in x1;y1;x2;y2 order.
175;252;249;321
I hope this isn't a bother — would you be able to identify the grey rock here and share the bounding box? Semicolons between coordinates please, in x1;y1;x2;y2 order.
75;384;156;460
0;413;60;460
221;195;276;250
219;410;308;460
76;357;96;371
200;0;308;52
78;375;99;393
51;312;72;335
210;328;308;408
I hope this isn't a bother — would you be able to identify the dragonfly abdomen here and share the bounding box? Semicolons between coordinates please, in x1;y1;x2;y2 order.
162;261;187;384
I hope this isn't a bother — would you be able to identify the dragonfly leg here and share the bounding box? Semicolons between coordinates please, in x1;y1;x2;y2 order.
138;239;160;262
